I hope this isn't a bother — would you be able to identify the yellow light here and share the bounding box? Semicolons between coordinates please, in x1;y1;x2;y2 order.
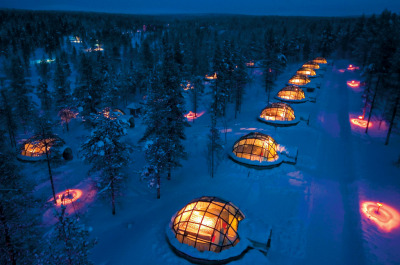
361;201;400;232
205;73;217;80
23;139;54;157
51;189;83;206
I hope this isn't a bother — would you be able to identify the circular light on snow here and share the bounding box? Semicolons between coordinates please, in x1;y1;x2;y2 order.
350;118;371;128
361;201;400;232
51;189;83;206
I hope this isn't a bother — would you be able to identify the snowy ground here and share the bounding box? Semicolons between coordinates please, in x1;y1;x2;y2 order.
22;60;400;264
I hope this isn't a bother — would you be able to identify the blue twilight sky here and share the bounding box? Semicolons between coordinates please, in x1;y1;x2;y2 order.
0;0;399;16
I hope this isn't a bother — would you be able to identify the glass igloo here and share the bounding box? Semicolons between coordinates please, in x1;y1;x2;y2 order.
171;196;245;253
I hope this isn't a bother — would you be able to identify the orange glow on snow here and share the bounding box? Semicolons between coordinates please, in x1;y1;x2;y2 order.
184;111;205;120
205;73;217;80
347;80;360;88
347;64;360;71
361;201;400;232
350;118;372;128
182;81;194;91
246;61;255;67
338;69;345;73
52;189;83;206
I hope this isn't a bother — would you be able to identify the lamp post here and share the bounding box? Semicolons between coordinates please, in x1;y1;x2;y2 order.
377;202;383;214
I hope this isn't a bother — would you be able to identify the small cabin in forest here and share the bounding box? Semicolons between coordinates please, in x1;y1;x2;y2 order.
127;103;141;117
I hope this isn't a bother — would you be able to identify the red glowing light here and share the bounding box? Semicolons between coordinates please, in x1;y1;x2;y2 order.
51;189;83;206
338;69;345;73
184;111;205;120
361;201;400;232
347;64;360;71
350;118;372;128
358;115;363;119
347;80;360;88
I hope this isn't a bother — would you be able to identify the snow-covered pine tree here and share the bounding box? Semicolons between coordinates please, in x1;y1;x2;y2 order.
8;56;34;132
80;112;130;215
232;45;248;118
207;113;224;179
212;45;226;117
53;58;71;111
161;45;188;181
0;90;17;148
0;136;41;265
37;79;52;113
38;206;96;265
33;117;66;203
37;56;51;82
208;70;225;178
73;53;99;118
140;70;169;199
318;23;336;58
222;40;235;104
384;48;400;145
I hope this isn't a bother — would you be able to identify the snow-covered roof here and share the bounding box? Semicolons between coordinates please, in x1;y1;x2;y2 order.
127;102;142;109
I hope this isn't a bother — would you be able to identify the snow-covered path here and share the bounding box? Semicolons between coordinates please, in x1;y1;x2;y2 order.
302;62;366;265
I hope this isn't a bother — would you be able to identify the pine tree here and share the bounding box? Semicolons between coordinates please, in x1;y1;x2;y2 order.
208;113;224;179
161;46;188;181
37;56;51;82
0;137;40;265
54;58;71;111
80;112;130;214
140;71;169;199
232;46;247;118
37;79;52;113
208;69;225;178
8;56;34;131
212;45;226;118
0;90;17;148
38;206;96;265
385;48;400;145
33;117;66;203
318;23;336;57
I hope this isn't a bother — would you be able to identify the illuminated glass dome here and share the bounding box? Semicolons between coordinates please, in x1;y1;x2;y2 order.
172;196;245;253
312;57;327;64
288;75;310;85
260;102;295;122
296;67;316;77
232;132;278;162
101;107;125;119
21;138;54;157
302;61;320;69
277;86;305;101
19;135;71;161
